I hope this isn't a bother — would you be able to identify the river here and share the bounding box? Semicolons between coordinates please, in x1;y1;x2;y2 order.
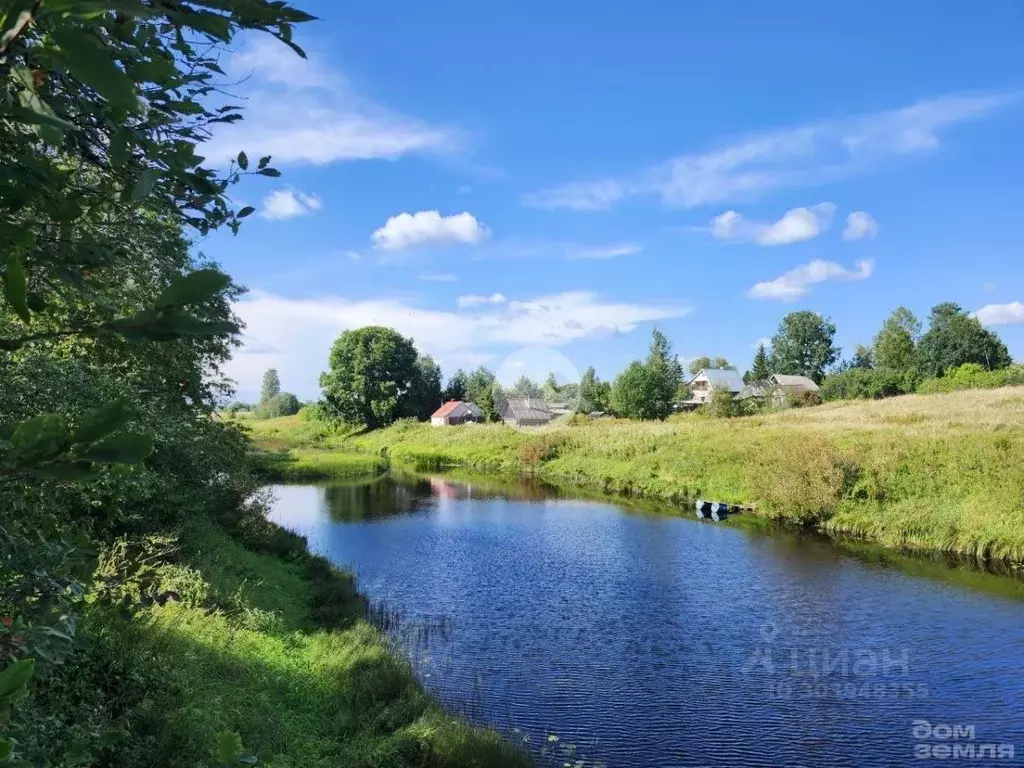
266;473;1024;767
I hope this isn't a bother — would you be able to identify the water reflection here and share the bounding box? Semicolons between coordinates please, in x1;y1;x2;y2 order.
267;473;1024;768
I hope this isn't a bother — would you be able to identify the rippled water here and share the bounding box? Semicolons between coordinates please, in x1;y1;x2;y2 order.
267;474;1024;767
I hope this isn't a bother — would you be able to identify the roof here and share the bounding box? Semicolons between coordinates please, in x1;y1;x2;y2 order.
502;398;552;421
737;380;772;399
770;374;820;392
431;400;471;419
463;402;484;417
688;368;745;392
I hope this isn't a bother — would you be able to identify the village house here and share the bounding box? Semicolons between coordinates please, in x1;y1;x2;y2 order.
500;398;553;427
737;373;821;405
682;368;745;407
430;400;484;426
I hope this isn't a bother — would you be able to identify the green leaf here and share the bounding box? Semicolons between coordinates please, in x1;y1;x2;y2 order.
0;659;34;698
110;129;131;168
131;168;160;201
257;156;271;170
80;432;154;464
51;26;138;112
73;399;133;444
237;206;255;218
10;414;69;465
3;253;30;324
256;168;281;178
237;151;248;171
157;269;231;308
0;737;13;761
100;728;129;747
217;731;242;765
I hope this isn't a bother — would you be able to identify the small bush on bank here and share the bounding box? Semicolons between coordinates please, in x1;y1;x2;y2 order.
917;363;1024;394
703;387;738;418
518;435;565;465
787;390;823;408
748;435;847;523
820;367;919;401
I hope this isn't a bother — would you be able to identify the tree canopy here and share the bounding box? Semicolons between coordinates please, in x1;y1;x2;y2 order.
873;307;920;370
688;356;733;376
319;326;439;428
916;302;1011;377
611;328;682;420
260;368;282;403
749;344;771;382
770;311;840;384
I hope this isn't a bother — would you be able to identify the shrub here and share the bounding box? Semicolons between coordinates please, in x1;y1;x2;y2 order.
298;402;326;422
254;392;301;419
917;363;1024;394
788;390;823;408
703;386;738;418
820;368;918;401
518;435;564;466
748;436;847;522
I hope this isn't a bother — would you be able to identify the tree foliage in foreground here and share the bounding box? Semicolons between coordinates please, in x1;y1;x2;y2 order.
770;311;840;384
0;0;313;764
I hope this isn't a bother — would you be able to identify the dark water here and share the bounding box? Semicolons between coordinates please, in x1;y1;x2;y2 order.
267;474;1024;767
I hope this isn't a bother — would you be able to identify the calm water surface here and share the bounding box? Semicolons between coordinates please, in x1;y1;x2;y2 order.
267;475;1024;767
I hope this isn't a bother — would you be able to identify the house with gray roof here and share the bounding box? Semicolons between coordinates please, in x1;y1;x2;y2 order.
682;368;746;406
500;398;552;427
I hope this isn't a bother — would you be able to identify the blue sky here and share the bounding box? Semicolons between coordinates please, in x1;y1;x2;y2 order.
203;1;1024;401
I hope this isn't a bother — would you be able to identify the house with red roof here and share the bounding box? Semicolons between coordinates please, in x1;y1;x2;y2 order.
430;400;484;426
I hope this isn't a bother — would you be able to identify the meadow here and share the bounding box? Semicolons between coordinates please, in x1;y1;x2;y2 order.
247;387;1024;563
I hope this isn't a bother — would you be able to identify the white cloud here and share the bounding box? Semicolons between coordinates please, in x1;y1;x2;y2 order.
260;188;322;220
203;38;459;167
420;272;457;282
710;203;835;245
525;93;1011;210
371;210;490;251
975;302;1024;326
748;258;875;302
457;293;507;308
567;242;643;260
522;180;624;211
225;290;690;399
843;211;879;241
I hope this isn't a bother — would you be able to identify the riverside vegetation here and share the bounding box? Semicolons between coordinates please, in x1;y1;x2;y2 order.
0;3;522;766
249;385;1024;564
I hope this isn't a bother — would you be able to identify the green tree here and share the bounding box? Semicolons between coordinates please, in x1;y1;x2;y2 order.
464;367;496;411
851;344;875;369
916;302;1010;377
260;368;281;404
443;369;469;402
509;375;543;399
578;366;611;413
611;361;661;419
769;311;840;384
687;356;733;376
749;343;771;381
412;355;443;419
873;307;920;370
319;327;425;428
542;372;561;402
645;328;683;418
255;392;300;419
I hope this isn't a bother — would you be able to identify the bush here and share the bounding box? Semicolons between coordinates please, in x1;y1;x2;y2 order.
298;402;326;422
703;386;738;418
748;436;848;523
254;392;301;419
788;390;823;408
820;368;919;401
917;363;1024;394
518;435;564;466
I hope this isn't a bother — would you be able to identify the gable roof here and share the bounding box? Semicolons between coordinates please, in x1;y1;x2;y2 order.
432;400;470;419
737;380;772;399
502;398;552;421
770;374;820;392
463;402;484;417
689;368;745;392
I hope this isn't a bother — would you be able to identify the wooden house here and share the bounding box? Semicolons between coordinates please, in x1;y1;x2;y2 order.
500;398;552;427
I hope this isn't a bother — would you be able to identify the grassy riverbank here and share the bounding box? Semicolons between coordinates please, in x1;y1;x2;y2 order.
26;508;526;767
250;388;1024;563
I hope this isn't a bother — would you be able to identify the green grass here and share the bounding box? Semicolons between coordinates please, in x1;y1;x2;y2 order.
24;512;526;768
303;388;1024;563
253;446;388;481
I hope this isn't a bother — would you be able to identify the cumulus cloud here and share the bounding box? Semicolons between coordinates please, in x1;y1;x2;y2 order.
371;210;490;251
567;242;643;260
225;290;690;400
457;293;506;308
975;302;1024;326
260;188;322;220
203;38;458;167
748;258;875;301
525;93;1011;210
711;203;835;245
843;211;879;241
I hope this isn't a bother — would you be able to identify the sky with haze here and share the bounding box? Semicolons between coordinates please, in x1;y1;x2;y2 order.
200;1;1024;402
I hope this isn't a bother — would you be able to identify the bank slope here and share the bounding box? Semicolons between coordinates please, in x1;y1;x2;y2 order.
342;388;1024;563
